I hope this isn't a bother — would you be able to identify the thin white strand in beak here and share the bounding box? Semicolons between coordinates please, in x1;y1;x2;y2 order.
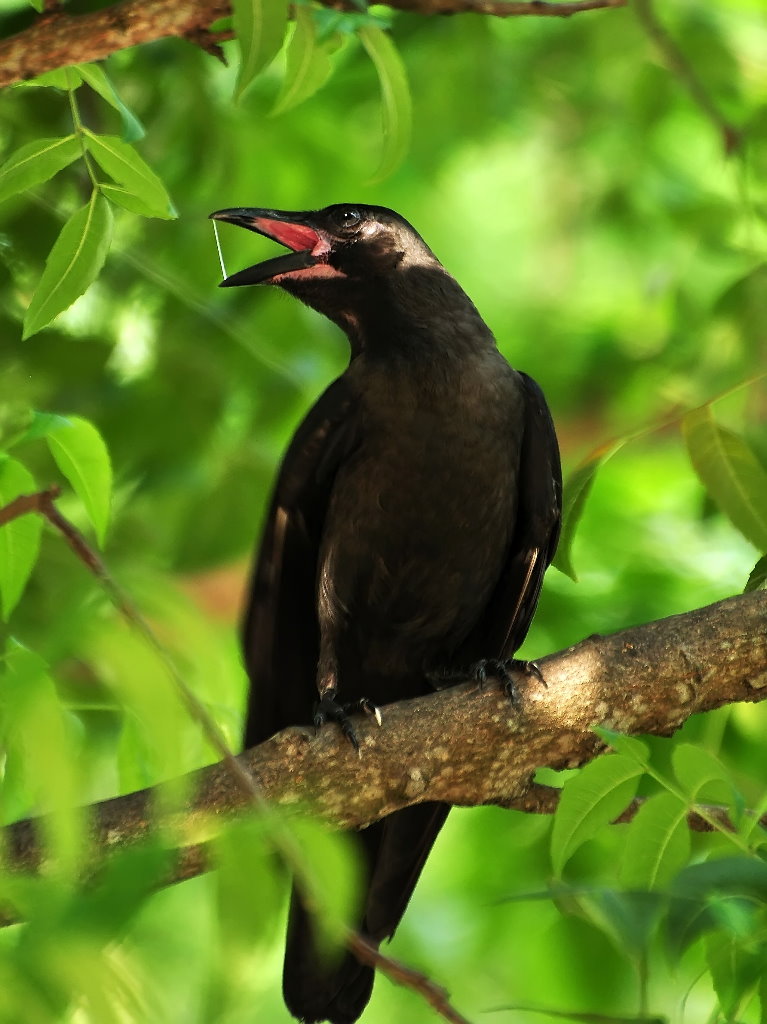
212;220;227;279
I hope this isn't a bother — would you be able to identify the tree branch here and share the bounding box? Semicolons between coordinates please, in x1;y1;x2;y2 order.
0;0;626;89
4;590;766;885
633;0;741;155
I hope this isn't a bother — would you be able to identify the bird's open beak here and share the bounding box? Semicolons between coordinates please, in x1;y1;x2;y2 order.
209;208;329;287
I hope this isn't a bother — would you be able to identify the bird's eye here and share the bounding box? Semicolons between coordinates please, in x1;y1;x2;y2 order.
334;207;362;231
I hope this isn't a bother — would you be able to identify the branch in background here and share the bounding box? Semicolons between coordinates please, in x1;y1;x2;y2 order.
0;0;626;89
3;590;766;887
633;0;742;155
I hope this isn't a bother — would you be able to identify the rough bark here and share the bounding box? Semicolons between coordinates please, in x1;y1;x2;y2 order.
4;590;765;888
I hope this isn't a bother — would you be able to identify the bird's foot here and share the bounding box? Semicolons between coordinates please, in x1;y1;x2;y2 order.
470;657;547;707
314;690;381;754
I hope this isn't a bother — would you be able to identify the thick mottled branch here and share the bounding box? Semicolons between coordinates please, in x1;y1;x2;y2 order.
4;590;766;886
0;0;625;89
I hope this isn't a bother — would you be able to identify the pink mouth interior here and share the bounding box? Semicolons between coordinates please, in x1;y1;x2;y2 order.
255;219;323;254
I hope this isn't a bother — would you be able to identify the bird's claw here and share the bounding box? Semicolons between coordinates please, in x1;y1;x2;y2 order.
470;657;547;708
358;697;383;727
314;691;382;753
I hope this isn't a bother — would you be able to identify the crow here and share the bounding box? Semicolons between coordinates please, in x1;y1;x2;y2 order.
210;203;562;1023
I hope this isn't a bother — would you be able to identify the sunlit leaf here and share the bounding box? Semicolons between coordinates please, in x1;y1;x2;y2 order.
553;439;626;581
76;63;145;142
22;191;113;338
16;67;83;89
551;754;643;877
232;0;289;101
271;8;339;116
683;405;767;551
358;25;411;181
83;130;176;219
44;415;113;546
0;135;81;206
0;457;42;619
619;792;690;890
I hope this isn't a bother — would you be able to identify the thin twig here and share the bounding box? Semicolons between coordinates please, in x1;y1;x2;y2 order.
0;486;61;527
386;0;625;15
0;488;472;1024
347;933;474;1024
633;0;741;155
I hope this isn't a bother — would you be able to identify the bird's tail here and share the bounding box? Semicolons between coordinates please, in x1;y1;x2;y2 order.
282;801;449;1024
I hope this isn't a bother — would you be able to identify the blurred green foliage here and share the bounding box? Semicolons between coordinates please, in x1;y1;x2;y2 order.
1;0;767;1020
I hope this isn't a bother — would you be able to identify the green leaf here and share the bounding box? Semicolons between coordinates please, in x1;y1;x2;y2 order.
358;25;412;182
0;458;43;619
232;0;290;101
16;67;83;90
215;818;284;951
55;841;172;945
553;439;625;580
289;817;363;948
745;553;767;592
83;131;176;219
99;183;174;219
683;405;767;551
593;726;650;765
706;931;764;1020
44;415;112;546
672;743;731;801
23;191;113;339
76;63;145;142
666;857;767;958
271;7;339;116
619;792;691;890
2;640;83;875
550;754;643;877
0;136;81;206
580;889;665;961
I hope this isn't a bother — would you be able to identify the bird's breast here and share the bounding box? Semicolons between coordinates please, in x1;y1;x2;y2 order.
319;353;525;680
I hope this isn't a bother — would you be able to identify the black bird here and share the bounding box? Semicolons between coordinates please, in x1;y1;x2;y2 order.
210;204;562;1024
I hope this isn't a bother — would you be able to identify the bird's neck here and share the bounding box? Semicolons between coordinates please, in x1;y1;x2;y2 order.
342;267;498;362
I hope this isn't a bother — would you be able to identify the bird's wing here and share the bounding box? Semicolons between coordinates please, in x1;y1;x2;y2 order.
469;371;562;660
242;376;358;747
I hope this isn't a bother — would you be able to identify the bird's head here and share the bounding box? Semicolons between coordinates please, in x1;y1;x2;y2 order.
209;204;440;288
209;204;489;353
